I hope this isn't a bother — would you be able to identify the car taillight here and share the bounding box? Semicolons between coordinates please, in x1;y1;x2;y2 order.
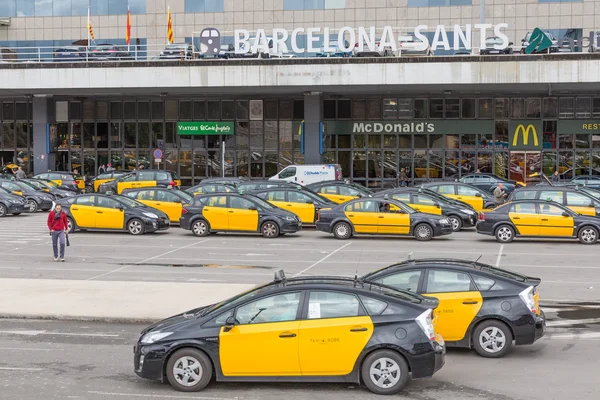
169;181;176;187
519;286;537;314
478;212;486;221
415;309;435;341
181;208;189;215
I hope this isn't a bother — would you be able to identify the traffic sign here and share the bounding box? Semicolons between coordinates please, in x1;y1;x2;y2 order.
153;149;163;159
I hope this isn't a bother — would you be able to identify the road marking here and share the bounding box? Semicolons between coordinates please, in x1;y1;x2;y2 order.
0;330;45;336
0;330;118;337
546;318;600;327
547;332;600;340
0;347;54;351
85;239;210;281
293;242;353;277
87;391;236;399
0;367;44;371
495;244;504;267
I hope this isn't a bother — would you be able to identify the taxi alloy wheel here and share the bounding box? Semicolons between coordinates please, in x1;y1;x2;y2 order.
448;215;462;232
66;217;75;234
495;225;514;243
0;204;6;217
414;224;433;241
191;220;210;237
333;222;352;240
28;199;38;213
473;320;513;358
361;350;409;395
578;226;598;245
261;221;280;238
127;218;145;235
166;348;212;392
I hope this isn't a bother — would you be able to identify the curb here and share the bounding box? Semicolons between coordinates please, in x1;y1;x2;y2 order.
0;314;159;324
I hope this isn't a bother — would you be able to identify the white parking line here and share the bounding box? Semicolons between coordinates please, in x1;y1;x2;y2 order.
0;330;119;337
495;244;504;267
546;318;600;327
0;367;44;371
546;332;600;340
293;242;353;277
87;391;236;399
0;347;54;352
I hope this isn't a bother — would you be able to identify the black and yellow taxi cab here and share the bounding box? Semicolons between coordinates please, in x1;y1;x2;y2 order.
33;171;85;192
315;198;453;241
476;199;600;244
123;188;194;223
361;257;545;358
98;170;182;194
86;171;128;192
0;179;55;212
236;180;305;193
57;193;170;235
21;178;76;199
0;188;29;217
306;180;373;204
180;193;302;238
421;182;496;211
134;270;445;395
251;187;337;225
508;185;600;217
374;188;478;232
185;182;236;196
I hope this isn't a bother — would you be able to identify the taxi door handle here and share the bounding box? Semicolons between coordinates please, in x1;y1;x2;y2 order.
462;301;478;305
513;217;520;220
348;214;354;217
229;210;234;213
350;327;368;332
97;211;103;214
541;218;549;221
72;207;79;211
286;204;293;207
378;216;385;218
279;333;296;338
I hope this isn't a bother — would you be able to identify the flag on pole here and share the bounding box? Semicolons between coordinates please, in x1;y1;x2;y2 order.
87;7;95;42
167;6;174;44
126;6;131;45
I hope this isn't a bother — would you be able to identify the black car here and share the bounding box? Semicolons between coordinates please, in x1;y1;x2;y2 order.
185;182;236;196
251;187;337;225
32;171;84;193
159;43;198;60
374;188;478;231
508;185;600;217
21;178;76;199
0;179;55;212
199;177;248;187
90;44;134;61
316;198;453;241
57;194;170;235
458;173;522;195
361;257;545;357
306;180;373;204
86;171;129;193
53;46;87;62
0;188;29;216
98;170;182;194
569;176;600;190
479;37;514;55
421;182;496;212
134;270;445;394
237;180;305;193
180;193;302;238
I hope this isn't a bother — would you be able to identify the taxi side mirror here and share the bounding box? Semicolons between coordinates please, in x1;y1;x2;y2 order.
118;207;124;211
224;316;236;332
248;206;258;211
475;193;482;197
561;212;570;217
305;200;314;204
434;202;440;207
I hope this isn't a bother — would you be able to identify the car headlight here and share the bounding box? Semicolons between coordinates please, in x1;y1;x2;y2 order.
140;331;173;344
9;199;20;204
142;212;158;219
41;196;52;201
283;216;296;222
460;209;475;215
439;218;450;224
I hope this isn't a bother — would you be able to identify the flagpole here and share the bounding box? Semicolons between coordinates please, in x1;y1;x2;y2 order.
127;5;130;53
87;6;91;46
167;6;170;46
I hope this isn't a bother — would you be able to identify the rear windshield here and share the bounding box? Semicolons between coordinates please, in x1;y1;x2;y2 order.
477;264;528;282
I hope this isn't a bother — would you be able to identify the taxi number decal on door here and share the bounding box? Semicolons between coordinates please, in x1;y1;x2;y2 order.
423;291;483;342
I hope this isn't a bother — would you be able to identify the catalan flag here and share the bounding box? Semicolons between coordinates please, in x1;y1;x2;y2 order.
167;6;174;44
126;6;131;45
87;7;95;42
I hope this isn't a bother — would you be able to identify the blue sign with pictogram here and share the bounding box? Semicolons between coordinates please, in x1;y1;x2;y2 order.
153;149;163;159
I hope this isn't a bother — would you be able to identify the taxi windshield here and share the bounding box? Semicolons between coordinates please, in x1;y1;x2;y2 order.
114;196;145;208
14;181;36;192
302;188;336;204
177;191;194;203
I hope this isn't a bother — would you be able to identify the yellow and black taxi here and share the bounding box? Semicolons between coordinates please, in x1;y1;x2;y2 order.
0;179;55;212
316;198;453;241
421;182;496;211
306;180;373;204
134;270;445;394
98;170;182;194
374;188;478;232
361;257;545;358
251;187;336;225
21;178;76;199
185;182;236;196
86;171;128;192
477;199;600;244
180;193;302;238
57;193;170;235
0;187;29;217
508;185;600;217
33;171;85;192
122;188;194;223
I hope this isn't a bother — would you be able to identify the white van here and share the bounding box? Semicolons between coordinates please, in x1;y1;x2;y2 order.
270;164;343;185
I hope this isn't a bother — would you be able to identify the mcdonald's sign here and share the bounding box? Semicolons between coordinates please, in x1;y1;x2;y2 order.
509;121;543;150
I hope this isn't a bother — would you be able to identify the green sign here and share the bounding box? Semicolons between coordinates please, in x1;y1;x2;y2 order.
177;122;235;135
509;121;543;150
525;28;553;54
557;120;600;134
325;120;495;135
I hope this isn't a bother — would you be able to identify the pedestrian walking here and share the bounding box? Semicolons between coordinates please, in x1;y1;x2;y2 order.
398;168;408;187
47;203;68;262
14;166;26;180
98;164;106;175
106;163;115;172
493;183;507;206
551;170;560;183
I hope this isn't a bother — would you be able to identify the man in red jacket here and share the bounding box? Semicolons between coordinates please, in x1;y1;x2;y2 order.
47;203;68;262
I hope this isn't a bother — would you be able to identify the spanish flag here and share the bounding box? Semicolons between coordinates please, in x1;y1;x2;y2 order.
167;6;174;44
87;7;95;42
125;6;131;45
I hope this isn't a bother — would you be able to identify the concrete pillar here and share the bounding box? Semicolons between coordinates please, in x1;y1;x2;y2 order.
32;97;53;175
303;93;323;165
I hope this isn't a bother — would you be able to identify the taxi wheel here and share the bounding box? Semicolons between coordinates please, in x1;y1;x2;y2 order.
67;217;76;233
127;218;145;235
166;348;213;392
578;226;599;244
414;223;433;241
495;225;514;243
0;204;7;217
28;199;38;213
448;215;462;232
191;220;210;237
333;222;352;240
361;349;409;395
261;221;280;238
473;320;513;358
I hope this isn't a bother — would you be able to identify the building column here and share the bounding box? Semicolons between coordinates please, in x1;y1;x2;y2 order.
32;97;53;175
303;93;323;165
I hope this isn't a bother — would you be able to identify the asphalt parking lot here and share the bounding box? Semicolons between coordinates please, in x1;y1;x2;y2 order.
1;212;600;400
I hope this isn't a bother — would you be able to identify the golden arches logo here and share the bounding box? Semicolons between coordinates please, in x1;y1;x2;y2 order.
513;124;539;147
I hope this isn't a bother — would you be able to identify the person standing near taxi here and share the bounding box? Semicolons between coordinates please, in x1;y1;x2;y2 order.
15;166;26;180
47;203;68;262
493;183;507;206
